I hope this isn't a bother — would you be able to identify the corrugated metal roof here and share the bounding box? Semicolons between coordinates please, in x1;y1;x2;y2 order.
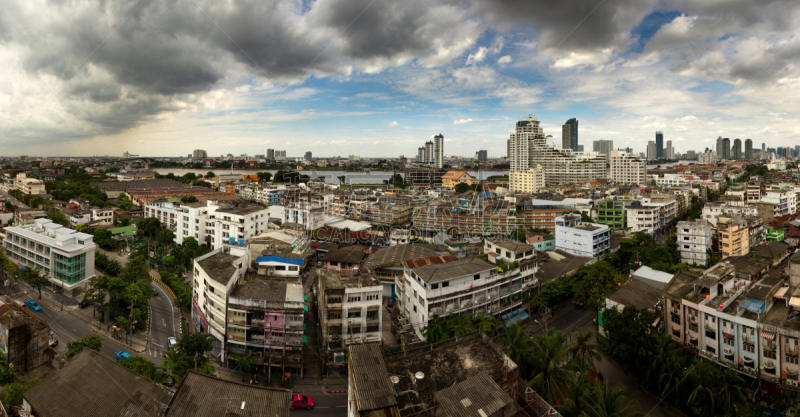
165;371;291;417
434;371;516;417
349;344;397;412
401;255;458;269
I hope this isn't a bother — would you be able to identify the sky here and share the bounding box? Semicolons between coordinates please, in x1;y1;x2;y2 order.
1;0;800;158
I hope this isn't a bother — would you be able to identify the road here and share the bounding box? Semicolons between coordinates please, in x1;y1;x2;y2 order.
289;394;348;416
146;279;180;360
0;190;29;209
530;297;595;336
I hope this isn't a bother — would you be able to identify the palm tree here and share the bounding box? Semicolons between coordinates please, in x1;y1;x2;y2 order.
683;360;718;413
501;323;534;379
422;317;446;343
472;312;500;335
568;327;602;372
715;368;747;416
528;329;573;405
556;371;593;417
580;381;642;417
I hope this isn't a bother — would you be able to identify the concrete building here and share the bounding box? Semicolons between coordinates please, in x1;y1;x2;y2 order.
441;171;476;190
192;245;250;362
525;232;555;251
677;219;713;265
509;116;605;186
555;214;610;259
0;300;50;372
172;200;270;248
647;140;657;161
317;269;383;368
609;151;646;185
4;219;96;297
745;139;753;159
656;131;664;159
398;252;537;341
226;278;305;375
592;139;613;160
595;200;626;229
509;165;546;193
721;138;731;160
702;202;758;227
666;140;675;160
626;203;664;234
718;216;750;259
733;139;742;160
192;149;208;159
762;189;797;216
476;150;487;162
13;174;45;195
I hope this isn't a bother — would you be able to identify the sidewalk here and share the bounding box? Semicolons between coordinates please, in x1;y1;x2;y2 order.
212;363;348;394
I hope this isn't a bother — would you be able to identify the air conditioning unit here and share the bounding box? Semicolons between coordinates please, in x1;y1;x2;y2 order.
332;335;340;341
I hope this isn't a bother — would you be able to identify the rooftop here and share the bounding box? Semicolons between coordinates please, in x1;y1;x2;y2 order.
434;371;520;417
607;279;662;310
662;270;702;299
362;244;438;269
536;250;594;283
214;204;267;216
197;251;242;285
229;280;303;304
24;349;172;417
406;256;493;283
382;331;516;417
485;238;532;253
165;371;291;417
324;244;367;265
348;344;398;412
318;268;381;290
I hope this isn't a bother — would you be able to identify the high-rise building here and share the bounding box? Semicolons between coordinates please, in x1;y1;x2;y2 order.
509;116;605;186
666;140;674;160
716;137;724;158
417;147;425;162
123;151;130;158
745;139;753;160
762;143;766;152
609;151;646;185
686;150;696;159
433;134;444;169
732;139;742;160
592;140;614;160
476;150;487;162
509;165;546;193
274;150;286;160
424;141;433;163
721;138;731;160
646;141;656;161
577;145;584;152
562;118;579;152
267;149;275;161
192;149;208;159
655;132;664;159
304;151;312;161
507;139;511;159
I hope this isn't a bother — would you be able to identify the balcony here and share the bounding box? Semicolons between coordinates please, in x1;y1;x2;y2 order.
787;345;800;357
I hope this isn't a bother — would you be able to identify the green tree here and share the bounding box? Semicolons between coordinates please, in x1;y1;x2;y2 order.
568;327;602;372
66;335;103;359
0;379;41;413
179;332;214;372
500;323;535;379
233;352;257;374
453;182;471;193
117;356;170;384
472;312;500;335
180;195;199;203
337;175;347;185
528;329;573;405
581;381;642;417
22;268;50;300
256;172;272;182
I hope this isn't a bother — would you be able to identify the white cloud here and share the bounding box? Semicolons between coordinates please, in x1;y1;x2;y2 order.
466;47;489;64
453;118;473;125
674;115;698;122
388;121;399;126
497;55;512;65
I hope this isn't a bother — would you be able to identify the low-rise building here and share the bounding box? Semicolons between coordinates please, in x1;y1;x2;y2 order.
595;199;626;229
554;214;610;259
317;269;383;369
626;203;664;235
677;219;713;265
441;171;476;190
4;219;96;297
192;245;250;362
525;232;555;252
509;165;546;193
0;300;50;372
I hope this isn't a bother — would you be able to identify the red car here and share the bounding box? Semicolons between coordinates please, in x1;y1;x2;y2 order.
291;394;314;410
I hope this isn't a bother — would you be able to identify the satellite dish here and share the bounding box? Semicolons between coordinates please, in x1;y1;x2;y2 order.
415;372;425;380
390;376;400;384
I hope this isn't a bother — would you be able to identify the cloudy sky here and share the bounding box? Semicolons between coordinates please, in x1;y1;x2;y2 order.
1;0;799;158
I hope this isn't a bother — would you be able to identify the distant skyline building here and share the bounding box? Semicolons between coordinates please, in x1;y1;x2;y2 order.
745;139;753;160
267;149;275;161
762;142;766;152
274;150;286;160
192;149;207;159
304;151;312;161
609;151;646;185
562;118;579;152
732;139;742;160
716;136;724;158
476;150;487;162
646;140;656;161
666;140;674;160
592;140;614;160
721;138;731;160
686;150;696;159
655;132;664;159
416;134;443;168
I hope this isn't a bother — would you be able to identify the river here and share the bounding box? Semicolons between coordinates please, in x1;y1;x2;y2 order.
153;168;509;185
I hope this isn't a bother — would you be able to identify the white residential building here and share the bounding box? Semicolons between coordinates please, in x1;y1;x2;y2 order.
555;214;610;259
398;253;537;341
609;151;646;185
509;165;546;193
641;196;677;225
13;174;46;195
653;174;689;187
192;245;250;362
626;204;664;234
144;202;180;229
702;202;758;227
677;219;713;265
762;189;797;216
175;202;211;245
3;219;96;297
173;201;270;248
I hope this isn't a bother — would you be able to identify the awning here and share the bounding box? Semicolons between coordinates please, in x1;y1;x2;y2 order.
652;317;661;327
790;297;800;308
304;305;309;312
671;323;681;331
723;332;735;339
762;331;776;341
303;335;308;344
775;287;789;299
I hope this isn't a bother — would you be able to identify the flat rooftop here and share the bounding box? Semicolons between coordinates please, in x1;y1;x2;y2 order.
215;204;266;216
318;269;381;290
229;280;303;304
197;252;241;284
407;256;494;284
362;244;437;269
662;270;702;299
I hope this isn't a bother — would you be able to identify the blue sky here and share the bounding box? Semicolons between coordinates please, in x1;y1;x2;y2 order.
1;0;799;158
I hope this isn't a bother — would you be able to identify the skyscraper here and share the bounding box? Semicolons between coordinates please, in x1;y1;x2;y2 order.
476;150;487;162
562;118;579;152
762;143;766;152
304;151;312;161
716;136;724;158
745;139;753;160
192;149;207;159
732;139;742;160
424;141;433;163
417;147;425;162
655;132;664;159
433;134;444;169
647;141;656;161
267;149;275;161
592;140;614;160
666;140;674;160
721;138;731;160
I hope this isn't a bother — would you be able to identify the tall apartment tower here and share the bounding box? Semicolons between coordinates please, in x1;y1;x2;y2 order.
417;147;425;162
304;151;312;161
192;149;208;159
721;138;731;160
716;136;724;158
592;140;614;160
267;149;275;161
433;134;444;168
476;150;487;162
745;139;753;160
424;141;433;164
562;118;579;152
732;139;742;160
762;142;766;152
666;140;674;160
655;132;664;159
646;140;656;161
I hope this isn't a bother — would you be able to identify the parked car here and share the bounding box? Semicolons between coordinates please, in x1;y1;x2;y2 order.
291;394;314;410
26;300;41;311
49;336;58;347
168;337;178;349
79;299;90;309
115;351;131;360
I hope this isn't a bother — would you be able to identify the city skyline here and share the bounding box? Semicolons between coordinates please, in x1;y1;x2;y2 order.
2;1;800;158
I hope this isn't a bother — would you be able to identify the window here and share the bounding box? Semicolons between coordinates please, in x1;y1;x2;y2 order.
366;294;378;301
787;356;799;365
744;343;755;353
474;274;480;280
441;281;449;288
671;315;680;324
347;296;361;303
765;350;777;359
431;283;438;290
366;310;378;319
689;324;698;332
724;338;734;347
328;312;341;319
328;297;341;304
